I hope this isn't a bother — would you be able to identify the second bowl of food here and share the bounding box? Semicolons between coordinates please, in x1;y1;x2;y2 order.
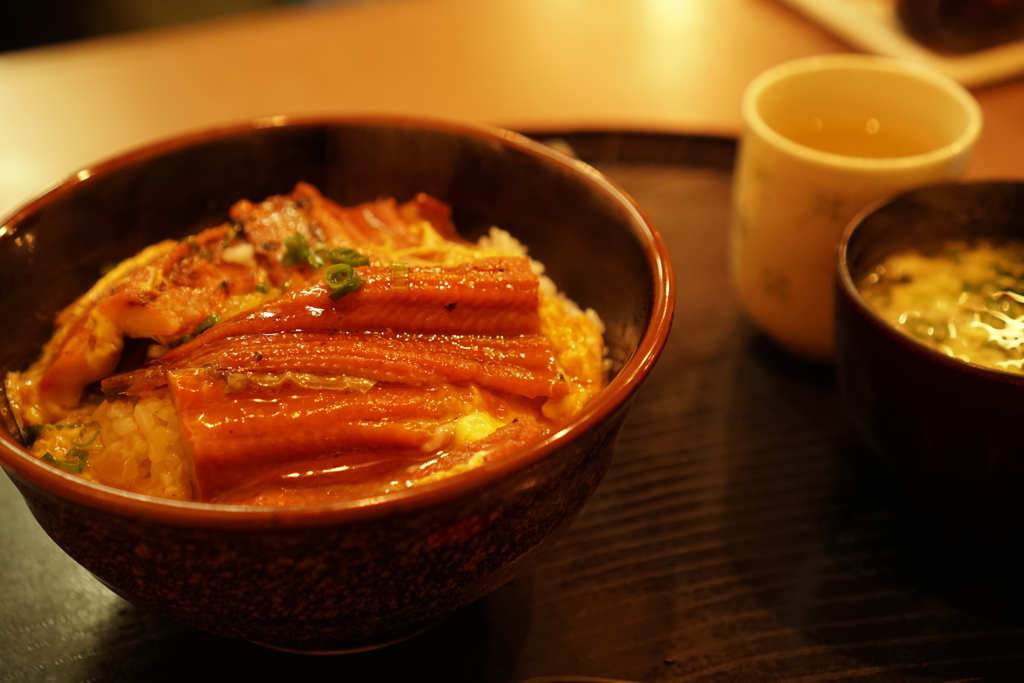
836;180;1024;513
0;116;674;652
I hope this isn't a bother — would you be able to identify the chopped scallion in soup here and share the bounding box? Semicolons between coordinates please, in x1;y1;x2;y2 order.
858;239;1024;372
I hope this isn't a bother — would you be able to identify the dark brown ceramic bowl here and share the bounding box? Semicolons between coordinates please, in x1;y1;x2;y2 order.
835;180;1024;514
0;116;674;652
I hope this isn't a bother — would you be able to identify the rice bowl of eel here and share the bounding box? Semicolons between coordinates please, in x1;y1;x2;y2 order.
0;115;674;652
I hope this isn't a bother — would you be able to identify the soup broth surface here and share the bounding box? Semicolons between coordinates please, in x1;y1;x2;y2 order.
859;239;1024;372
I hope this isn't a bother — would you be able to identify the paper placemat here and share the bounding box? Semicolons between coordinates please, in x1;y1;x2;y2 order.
778;0;1024;87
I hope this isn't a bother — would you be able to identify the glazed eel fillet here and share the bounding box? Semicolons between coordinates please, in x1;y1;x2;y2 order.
6;183;605;504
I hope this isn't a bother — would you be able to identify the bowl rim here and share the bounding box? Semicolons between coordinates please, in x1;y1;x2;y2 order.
836;178;1024;385
0;114;676;529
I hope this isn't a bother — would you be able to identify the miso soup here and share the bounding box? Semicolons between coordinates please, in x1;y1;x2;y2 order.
858;239;1024;373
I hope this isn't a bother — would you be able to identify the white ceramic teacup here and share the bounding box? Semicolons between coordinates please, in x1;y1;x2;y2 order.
729;54;983;362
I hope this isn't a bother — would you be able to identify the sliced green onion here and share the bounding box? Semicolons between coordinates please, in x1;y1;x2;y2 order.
72;422;101;448
281;232;313;267
390;262;410;289
67;448;89;462
23;423;53;445
324;263;366;300
319;247;370;267
283;233;371;272
254;280;271;294
41;451;87;474
195;313;221;335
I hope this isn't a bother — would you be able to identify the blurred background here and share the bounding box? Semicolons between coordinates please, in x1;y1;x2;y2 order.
0;0;352;53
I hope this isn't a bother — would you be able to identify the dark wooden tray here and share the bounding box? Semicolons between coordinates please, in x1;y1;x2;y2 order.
3;131;1024;682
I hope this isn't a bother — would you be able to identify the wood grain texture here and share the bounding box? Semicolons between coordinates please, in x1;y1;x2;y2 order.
2;133;1024;682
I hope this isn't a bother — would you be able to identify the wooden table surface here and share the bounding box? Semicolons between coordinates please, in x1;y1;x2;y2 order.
0;0;1022;221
